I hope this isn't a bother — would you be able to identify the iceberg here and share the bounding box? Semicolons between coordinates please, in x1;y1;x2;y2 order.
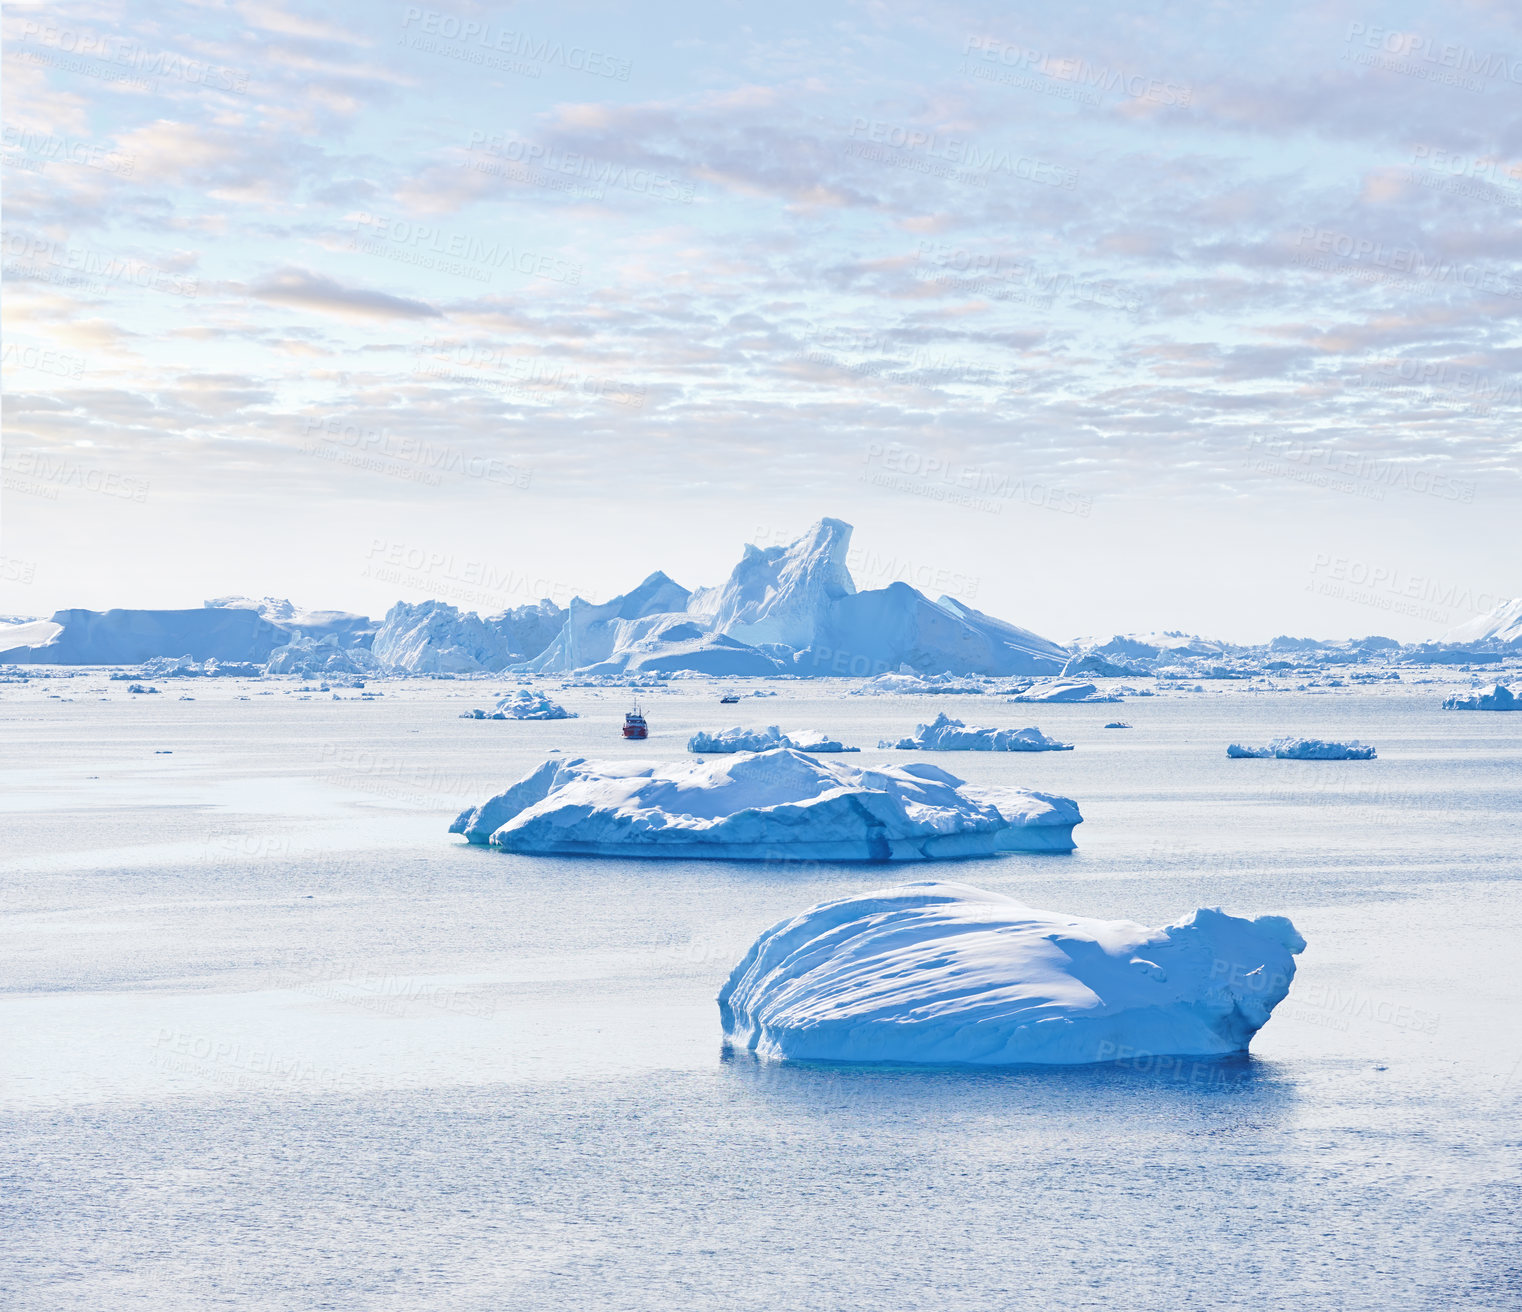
1073;632;1228;663
0;607;290;665
1227;738;1376;760
1061;653;1148;678
1442;684;1519;711
460;689;576;720
803;585;1068;678
687;725;858;753
1399;645;1504;666
582;621;788;677
519;572;693;673
5;518;1070;678
1441;598;1522;647
450;749;1082;859
850;671;987;696
524;521;1068;678
205;596;375;648
685;517;856;650
1009;680;1116;704
718;881;1304;1066
372;600;513;674
264;635;383;677
879;712;1072;752
123;654;264;678
372;599;565;674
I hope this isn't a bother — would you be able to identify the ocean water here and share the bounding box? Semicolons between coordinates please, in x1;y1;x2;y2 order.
3;676;1520;1310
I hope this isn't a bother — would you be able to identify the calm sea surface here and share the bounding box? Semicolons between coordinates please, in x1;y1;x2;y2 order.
3;677;1519;1310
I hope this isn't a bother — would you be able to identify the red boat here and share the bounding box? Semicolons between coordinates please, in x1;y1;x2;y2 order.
622;705;648;739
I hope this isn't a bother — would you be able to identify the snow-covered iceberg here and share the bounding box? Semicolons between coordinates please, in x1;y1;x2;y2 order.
1227;738;1376;760
585;620;788;677
450;749;1082;859
373;600;511;674
688;725;857;753
1442;684;1519;711
0;607;290;665
1009;680;1117;704
264;635;383;677
850;671;987;696
372;599;565;674
1076;631;1229;662
686;517;857;650
459;689;576;720
1441;598;1522;647
522;520;1068;678
879;712;1072;752
518;572;693;673
1061;652;1148;678
718;882;1304;1066
206;596;376;647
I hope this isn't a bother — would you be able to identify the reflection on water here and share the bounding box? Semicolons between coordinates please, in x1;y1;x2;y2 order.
720;1044;1298;1122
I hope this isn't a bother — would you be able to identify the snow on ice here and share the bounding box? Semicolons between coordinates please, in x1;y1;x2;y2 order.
450;749;1082;859
1226;738;1377;759
1442;684;1519;711
687;726;858;753
878;712;1072;752
718;881;1304;1065
459;689;577;720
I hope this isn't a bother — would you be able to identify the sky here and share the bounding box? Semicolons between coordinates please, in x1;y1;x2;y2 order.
1;0;1518;644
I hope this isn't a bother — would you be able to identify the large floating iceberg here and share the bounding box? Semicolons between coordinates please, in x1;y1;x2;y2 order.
879;712;1072;752
372;599;565;674
450;749;1082;859
687;725;857;753
1441;598;1522;647
1227;738;1376;759
522;519;1069;679
0;606;290;665
1442;684;1519;711
718;882;1304;1066
264;635;383;677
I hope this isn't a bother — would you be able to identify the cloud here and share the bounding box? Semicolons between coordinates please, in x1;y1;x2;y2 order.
247;269;444;320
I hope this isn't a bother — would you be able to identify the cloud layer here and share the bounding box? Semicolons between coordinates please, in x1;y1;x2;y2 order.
2;0;1518;640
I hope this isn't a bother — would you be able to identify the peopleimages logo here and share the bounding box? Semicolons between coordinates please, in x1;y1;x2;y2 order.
863;442;1093;517
1343;22;1522;85
400;7;632;80
349;213;582;284
304;417;532;488
465;132;693;202
16;20;250;92
1292;227;1522;297
0;126;135;175
961;36;1193;106
846;118;1078;189
1245;434;1477;503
